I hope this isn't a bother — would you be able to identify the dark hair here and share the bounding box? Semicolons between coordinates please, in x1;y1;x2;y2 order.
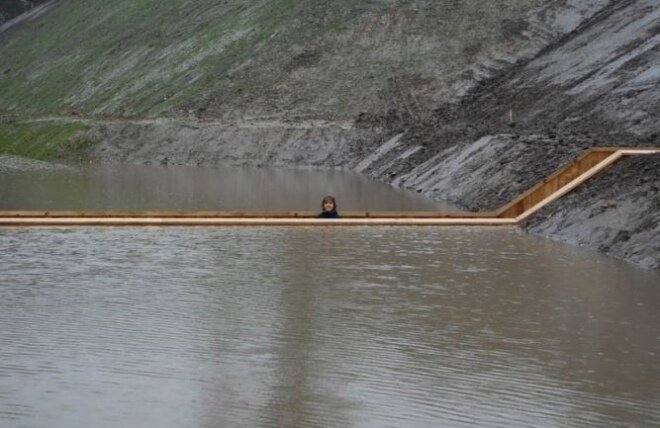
321;195;337;210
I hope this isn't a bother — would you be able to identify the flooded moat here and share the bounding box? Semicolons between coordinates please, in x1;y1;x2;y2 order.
0;166;658;427
0;164;451;211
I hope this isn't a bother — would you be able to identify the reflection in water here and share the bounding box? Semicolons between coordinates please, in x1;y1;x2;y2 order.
0;164;452;211
1;227;658;428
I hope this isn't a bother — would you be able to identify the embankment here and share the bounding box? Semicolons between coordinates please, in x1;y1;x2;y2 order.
524;154;660;270
0;0;658;269
93;119;373;168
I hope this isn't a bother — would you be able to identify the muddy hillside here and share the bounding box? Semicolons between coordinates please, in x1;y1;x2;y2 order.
0;0;51;25
0;0;658;269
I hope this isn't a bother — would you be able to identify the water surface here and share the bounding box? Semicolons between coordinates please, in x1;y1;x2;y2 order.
1;227;658;428
0;164;452;211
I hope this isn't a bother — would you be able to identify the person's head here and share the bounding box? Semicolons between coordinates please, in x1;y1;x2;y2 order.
321;195;337;212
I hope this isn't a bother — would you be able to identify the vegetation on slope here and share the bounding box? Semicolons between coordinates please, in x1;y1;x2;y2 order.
0;0;546;120
0;118;98;161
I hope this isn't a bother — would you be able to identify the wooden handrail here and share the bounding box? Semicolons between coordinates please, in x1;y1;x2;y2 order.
0;147;657;226
0;210;496;219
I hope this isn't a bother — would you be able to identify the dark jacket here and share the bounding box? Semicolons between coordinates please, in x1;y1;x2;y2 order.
318;210;340;218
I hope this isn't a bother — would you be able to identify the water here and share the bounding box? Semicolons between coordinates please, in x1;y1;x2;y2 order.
0;165;659;427
0;164;452;211
1;226;658;428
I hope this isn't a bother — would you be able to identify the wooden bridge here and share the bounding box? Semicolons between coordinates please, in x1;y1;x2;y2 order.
0;147;657;226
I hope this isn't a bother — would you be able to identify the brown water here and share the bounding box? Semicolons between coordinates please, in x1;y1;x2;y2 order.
0;164;452;211
0;166;659;428
0;226;658;428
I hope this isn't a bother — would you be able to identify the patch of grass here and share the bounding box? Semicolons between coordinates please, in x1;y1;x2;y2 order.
58;128;103;161
0;120;98;161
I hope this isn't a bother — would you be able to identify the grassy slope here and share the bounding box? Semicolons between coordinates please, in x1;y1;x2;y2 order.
1;0;296;116
0;0;545;121
0;119;91;160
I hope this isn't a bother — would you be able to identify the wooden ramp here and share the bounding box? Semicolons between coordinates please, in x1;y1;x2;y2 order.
0;147;657;227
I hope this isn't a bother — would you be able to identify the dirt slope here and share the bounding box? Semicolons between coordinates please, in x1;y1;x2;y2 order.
1;0;605;120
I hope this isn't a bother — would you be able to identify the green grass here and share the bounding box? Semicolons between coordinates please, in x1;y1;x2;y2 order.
0;119;98;161
0;0;546;121
0;0;296;117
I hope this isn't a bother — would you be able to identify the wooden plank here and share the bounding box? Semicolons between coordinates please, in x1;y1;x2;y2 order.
496;149;619;218
0;217;517;226
513;148;658;222
0;210;495;219
495;150;591;217
514;151;624;222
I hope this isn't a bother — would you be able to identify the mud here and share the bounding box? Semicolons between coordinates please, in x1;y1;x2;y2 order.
0;154;71;172
523;154;660;270
94;119;374;168
0;0;58;33
355;0;660;270
390;135;595;211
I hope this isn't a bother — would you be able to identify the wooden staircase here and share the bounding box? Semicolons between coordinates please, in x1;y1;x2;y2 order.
495;147;658;221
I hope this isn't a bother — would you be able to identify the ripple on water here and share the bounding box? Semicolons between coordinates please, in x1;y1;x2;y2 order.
0;227;659;428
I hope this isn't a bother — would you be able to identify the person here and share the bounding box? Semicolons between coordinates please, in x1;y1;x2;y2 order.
318;195;340;218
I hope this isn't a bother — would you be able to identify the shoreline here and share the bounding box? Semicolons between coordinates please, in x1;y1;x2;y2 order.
1;144;657;271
